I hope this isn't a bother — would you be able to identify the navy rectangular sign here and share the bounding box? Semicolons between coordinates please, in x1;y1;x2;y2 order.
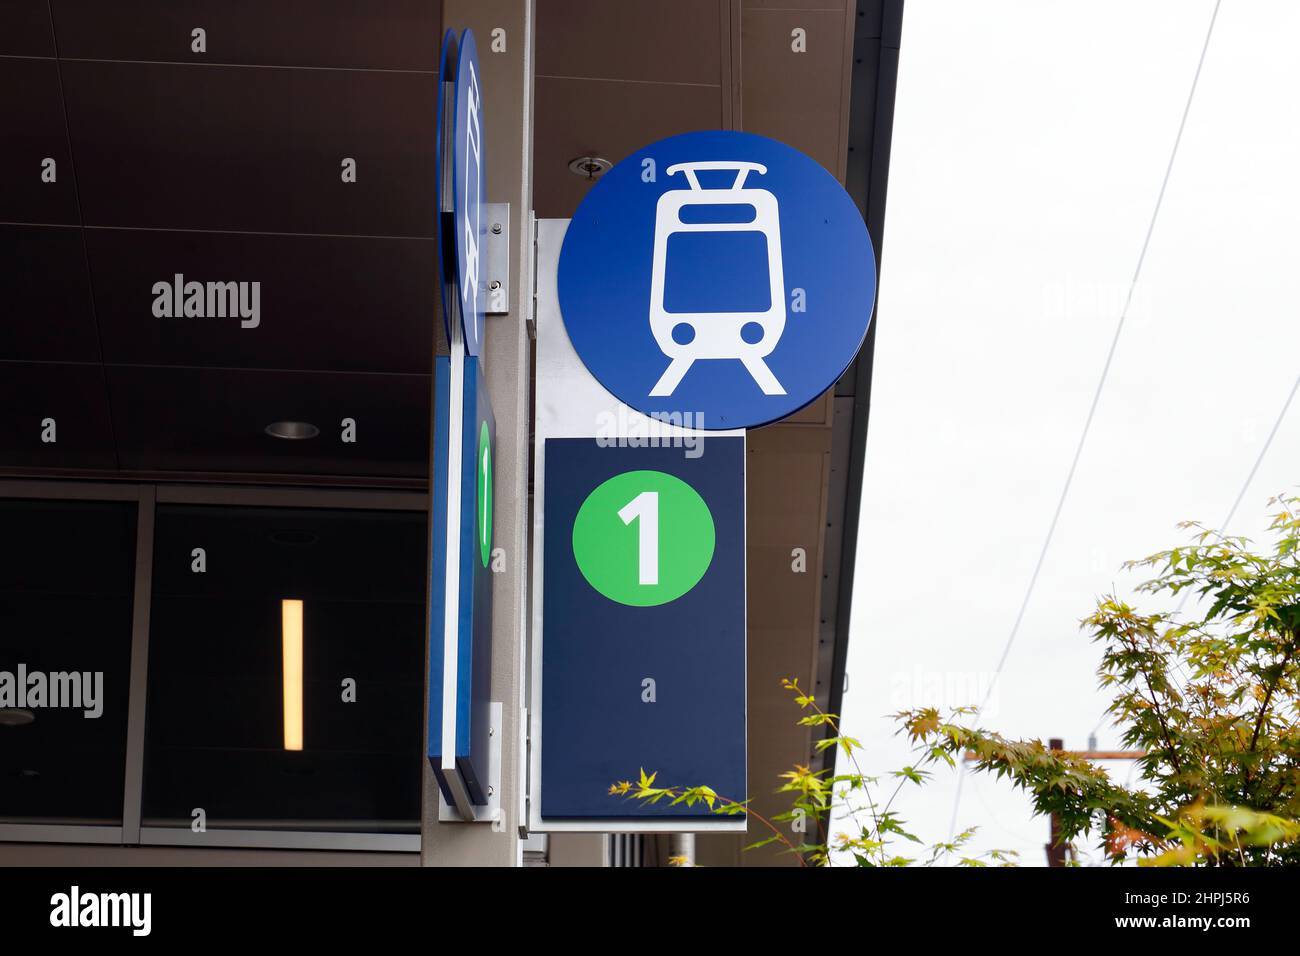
540;437;746;820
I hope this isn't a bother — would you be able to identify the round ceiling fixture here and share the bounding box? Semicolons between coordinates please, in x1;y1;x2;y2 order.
0;708;36;727
265;421;320;440
568;155;612;180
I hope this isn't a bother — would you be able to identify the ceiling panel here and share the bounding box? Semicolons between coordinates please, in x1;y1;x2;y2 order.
50;0;440;71
750;543;821;629
2;5;443;485
106;365;429;478
0;0;53;57
0;56;81;224
60;60;438;236
536;0;725;86
534;75;723;219
777;390;834;426
745;433;832;545
747;0;848;8
741;9;849;176
86;228;436;373
0;361;117;470
747;620;822;736
0;225;98;362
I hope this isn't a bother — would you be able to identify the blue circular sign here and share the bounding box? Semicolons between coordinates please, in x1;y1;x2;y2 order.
435;29;487;356
558;130;876;429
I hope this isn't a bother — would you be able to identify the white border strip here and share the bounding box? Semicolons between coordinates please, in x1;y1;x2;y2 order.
441;325;466;769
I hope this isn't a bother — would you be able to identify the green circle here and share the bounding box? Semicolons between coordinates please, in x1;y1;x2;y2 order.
477;421;492;568
572;470;715;607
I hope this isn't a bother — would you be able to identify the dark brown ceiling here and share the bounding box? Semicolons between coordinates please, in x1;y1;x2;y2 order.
2;0;872;490
1;1;442;485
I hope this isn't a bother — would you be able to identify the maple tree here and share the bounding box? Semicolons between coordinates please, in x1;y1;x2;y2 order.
904;493;1300;866
615;493;1300;866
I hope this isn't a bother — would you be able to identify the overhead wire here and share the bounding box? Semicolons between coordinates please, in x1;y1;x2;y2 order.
945;0;1224;842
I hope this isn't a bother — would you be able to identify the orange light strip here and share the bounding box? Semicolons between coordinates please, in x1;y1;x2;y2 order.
282;599;303;751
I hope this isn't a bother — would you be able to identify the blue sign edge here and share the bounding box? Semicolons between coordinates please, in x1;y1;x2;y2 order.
427;353;496;808
427;354;453;802
455;355;495;803
452;27;486;358
433;29;458;348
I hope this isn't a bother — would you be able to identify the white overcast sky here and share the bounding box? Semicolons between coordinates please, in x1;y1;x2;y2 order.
839;0;1300;865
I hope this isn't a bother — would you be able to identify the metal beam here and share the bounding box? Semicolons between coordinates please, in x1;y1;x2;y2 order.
821;0;903;771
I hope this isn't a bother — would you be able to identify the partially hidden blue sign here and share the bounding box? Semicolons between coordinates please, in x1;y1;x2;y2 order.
435;28;487;356
557;130;876;429
540;437;746;820
428;352;495;807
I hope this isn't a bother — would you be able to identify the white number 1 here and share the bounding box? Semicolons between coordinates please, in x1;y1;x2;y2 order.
618;491;659;586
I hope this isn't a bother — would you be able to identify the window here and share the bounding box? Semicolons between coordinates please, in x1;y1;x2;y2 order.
0;498;137;827
143;504;428;834
0;484;427;851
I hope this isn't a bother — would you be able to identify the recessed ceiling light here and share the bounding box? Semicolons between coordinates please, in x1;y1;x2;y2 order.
568;155;612;180
265;421;320;440
0;708;35;727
